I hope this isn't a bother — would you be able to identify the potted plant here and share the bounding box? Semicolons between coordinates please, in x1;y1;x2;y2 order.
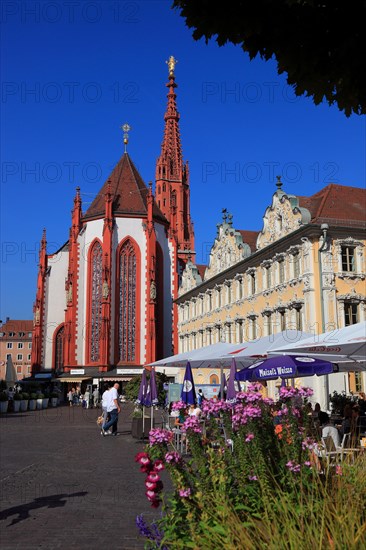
131;406;144;439
0;391;9;413
42;391;49;409
50;391;59;407
29;393;37;411
36;393;44;410
13;392;22;412
20;392;29;412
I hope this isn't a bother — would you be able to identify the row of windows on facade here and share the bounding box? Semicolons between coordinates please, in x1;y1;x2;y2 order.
6;342;32;349
180;259;301;322
180;309;303;348
0;332;32;338
6;353;32;361
179;302;361;351
180;245;359;322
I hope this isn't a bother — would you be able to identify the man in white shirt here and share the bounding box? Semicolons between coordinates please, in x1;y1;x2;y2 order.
102;383;121;436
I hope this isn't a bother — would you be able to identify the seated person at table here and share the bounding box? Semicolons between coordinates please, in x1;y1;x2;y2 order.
188;403;201;418
320;412;340;448
339;404;352;438
174;408;187;428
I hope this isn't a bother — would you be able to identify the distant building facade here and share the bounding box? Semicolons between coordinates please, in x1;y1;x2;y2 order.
0;319;33;381
176;181;366;402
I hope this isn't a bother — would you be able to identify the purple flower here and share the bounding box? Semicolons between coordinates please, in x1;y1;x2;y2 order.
286;460;301;473
182;416;202;434
165;451;181;464
248;475;258;481
179;488;192;498
149;428;173;446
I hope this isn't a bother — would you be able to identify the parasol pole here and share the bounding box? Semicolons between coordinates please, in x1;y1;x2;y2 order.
142;405;145;439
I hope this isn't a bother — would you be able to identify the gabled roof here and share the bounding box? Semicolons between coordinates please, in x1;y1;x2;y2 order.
83;153;167;223
0;320;33;339
238;230;260;252
298;184;366;226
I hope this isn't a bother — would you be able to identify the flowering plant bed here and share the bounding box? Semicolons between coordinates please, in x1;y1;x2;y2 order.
135;384;366;549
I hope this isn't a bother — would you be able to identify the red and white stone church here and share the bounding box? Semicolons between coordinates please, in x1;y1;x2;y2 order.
31;57;195;380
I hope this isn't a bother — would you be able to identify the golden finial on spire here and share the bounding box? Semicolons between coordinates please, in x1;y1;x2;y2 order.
121;123;131;152
166;55;177;77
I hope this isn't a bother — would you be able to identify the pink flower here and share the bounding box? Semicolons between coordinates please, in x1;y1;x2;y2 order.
154;459;165;471
135;452;151;465
145;481;157;490
336;465;343;476
248;475;258;481
286;460;301;473
146;489;156;499
165;451;181;464
245;433;255;442
179;488;191;498
182;416;202;434
147;471;160;483
149;428;174;446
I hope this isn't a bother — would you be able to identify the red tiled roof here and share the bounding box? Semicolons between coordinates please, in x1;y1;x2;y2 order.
0;320;33;339
298;184;366;226
238;230;260;252
83;153;167;223
196;264;207;280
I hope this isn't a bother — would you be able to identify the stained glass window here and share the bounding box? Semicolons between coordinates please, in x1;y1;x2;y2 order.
118;240;137;362
90;241;103;362
55;325;64;371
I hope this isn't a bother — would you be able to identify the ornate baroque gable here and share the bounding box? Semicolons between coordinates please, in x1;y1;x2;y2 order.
179;261;203;296
256;179;311;250
204;210;251;281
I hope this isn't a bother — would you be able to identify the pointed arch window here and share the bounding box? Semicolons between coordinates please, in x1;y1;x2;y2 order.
90;241;103;362
118;240;137;362
54;325;64;372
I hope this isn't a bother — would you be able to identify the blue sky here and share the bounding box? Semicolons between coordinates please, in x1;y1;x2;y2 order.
1;0;365;321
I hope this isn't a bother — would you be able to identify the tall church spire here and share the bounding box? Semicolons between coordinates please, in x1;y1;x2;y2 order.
155;56;195;268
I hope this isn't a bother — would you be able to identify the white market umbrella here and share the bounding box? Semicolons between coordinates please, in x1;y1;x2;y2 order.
147;342;246;369
270;322;366;369
222;330;314;369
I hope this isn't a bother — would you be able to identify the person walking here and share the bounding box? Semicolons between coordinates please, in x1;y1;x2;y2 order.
102;383;121;436
92;387;99;408
100;383;111;433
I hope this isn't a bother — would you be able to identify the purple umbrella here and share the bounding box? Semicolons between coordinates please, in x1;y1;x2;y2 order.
149;368;159;430
136;369;148;405
226;358;238;403
219;371;227;400
181;361;196;405
237;355;334;382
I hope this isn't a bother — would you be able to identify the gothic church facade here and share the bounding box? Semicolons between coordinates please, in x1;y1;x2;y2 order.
31;58;194;378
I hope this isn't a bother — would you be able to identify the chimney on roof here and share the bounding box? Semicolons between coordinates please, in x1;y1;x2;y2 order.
6;317;10;323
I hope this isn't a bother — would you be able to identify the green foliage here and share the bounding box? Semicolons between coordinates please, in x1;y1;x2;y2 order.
13;393;22;401
173;0;366;116
21;392;29;400
137;385;366;548
0;391;9;402
329;390;358;415
30;393;37;399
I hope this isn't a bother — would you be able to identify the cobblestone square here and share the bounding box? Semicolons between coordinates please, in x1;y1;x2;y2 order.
0;404;160;549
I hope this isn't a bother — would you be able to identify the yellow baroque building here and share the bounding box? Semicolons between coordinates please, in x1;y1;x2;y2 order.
176;180;366;403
